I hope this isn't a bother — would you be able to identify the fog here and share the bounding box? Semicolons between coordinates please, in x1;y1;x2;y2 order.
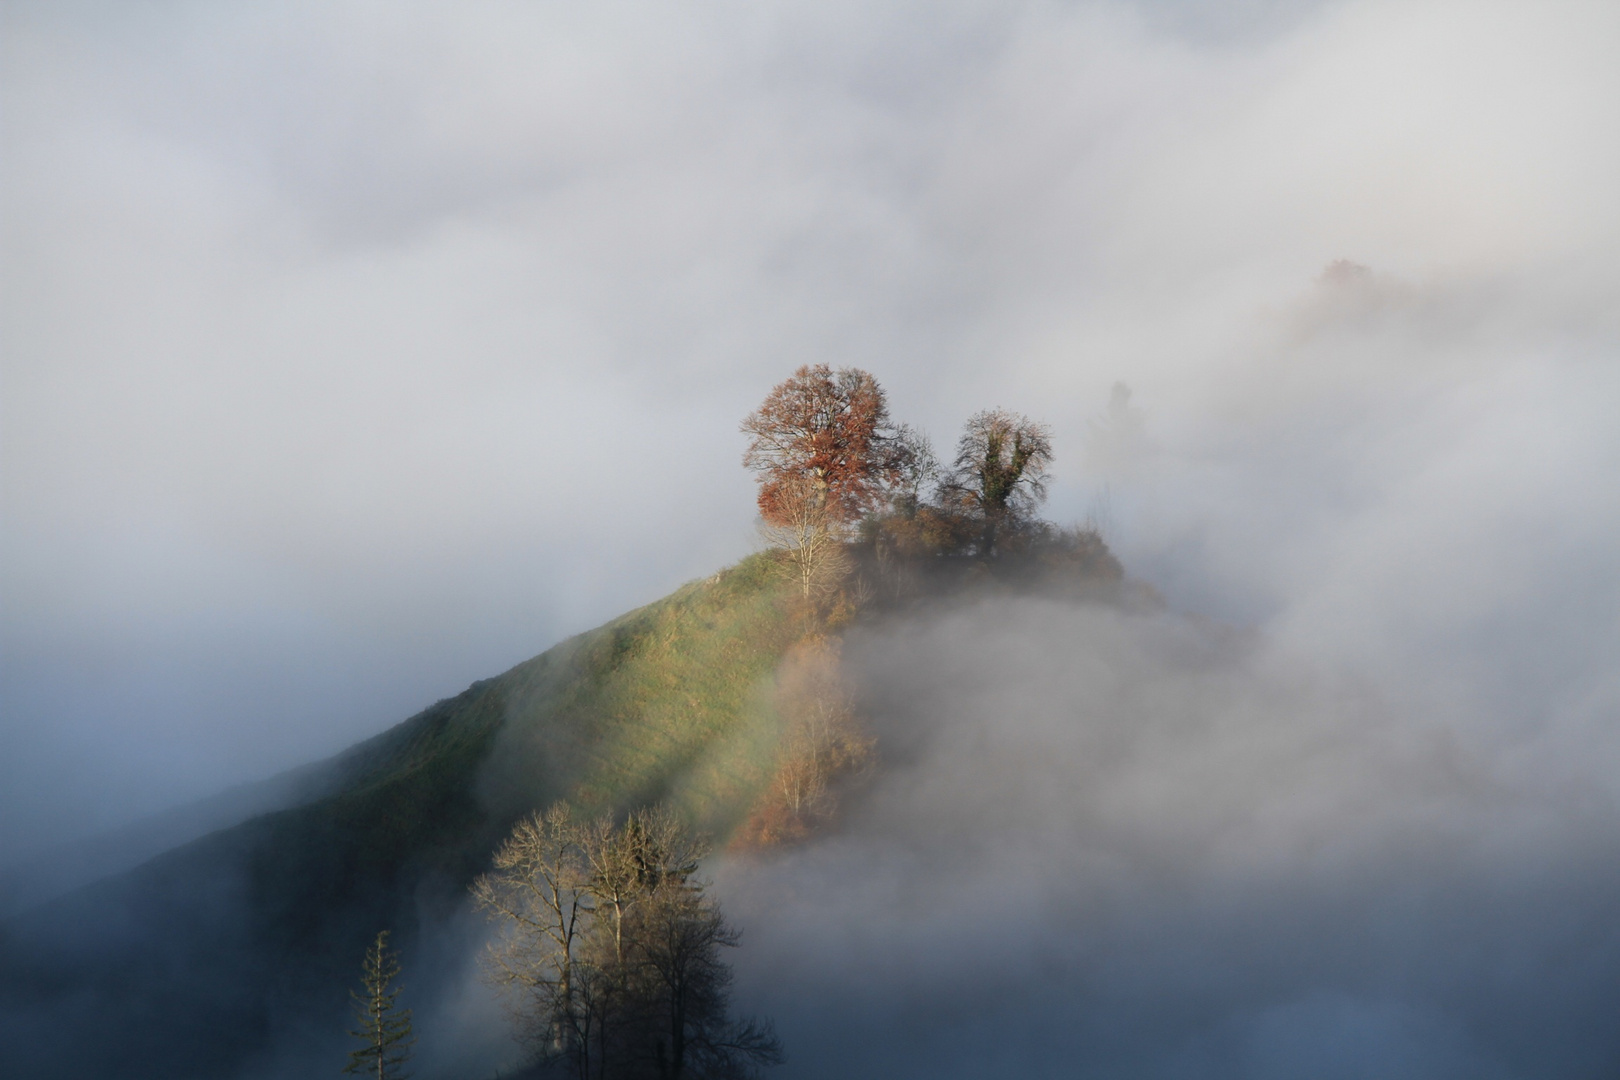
3;2;1617;1063
716;596;1620;1077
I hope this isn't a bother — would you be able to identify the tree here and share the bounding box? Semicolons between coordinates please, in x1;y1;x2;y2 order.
938;408;1054;556
755;472;850;600
741;637;874;845
631;882;782;1080
576;809;705;969
469;805;594;1074
472;806;783;1080
344;930;415;1080
741;365;909;528
886;424;939;514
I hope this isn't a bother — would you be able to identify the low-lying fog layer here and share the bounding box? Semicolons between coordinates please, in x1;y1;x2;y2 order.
716;598;1620;1079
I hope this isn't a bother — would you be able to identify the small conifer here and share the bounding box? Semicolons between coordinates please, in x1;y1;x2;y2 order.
343;929;415;1079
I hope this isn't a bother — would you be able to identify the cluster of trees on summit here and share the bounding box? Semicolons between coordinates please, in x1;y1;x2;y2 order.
742;363;1115;599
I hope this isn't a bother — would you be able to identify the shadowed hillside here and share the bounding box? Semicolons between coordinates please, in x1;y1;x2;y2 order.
0;553;803;1079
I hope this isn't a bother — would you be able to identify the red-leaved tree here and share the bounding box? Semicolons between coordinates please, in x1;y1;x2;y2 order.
741;365;908;527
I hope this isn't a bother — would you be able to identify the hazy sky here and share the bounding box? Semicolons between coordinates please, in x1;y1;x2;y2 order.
3;0;1617;866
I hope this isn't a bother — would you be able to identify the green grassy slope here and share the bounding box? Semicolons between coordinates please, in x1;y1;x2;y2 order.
0;552;801;1080
480;552;800;831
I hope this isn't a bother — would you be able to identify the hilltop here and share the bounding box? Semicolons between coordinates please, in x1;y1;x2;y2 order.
1;363;1140;1077
0;534;1129;1078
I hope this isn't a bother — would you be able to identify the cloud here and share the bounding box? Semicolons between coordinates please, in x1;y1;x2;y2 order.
718;594;1620;1077
2;0;1615;929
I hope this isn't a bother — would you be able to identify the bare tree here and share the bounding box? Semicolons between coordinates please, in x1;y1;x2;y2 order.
771;640;872;826
939;408;1054;556
738;639;874;847
470;805;595;1076
776;688;869;822
755;472;850;600
473;807;782;1080
886;424;939;514
577;808;705;967
631;883;783;1080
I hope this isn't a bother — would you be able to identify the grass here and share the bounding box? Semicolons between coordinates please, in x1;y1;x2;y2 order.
484;551;800;834
242;549;804;953
0;552;805;1080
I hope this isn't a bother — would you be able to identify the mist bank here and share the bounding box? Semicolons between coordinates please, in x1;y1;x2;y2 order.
5;568;1614;1079
0;758;344;917
716;596;1620;1079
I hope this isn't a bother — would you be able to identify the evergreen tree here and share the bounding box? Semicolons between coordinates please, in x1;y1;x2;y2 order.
344;930;415;1080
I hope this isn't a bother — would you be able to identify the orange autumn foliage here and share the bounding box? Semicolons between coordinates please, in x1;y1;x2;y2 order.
741;365;910;528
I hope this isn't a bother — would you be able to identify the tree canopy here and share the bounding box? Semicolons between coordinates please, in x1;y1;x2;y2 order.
742;366;1121;598
741;365;910;527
